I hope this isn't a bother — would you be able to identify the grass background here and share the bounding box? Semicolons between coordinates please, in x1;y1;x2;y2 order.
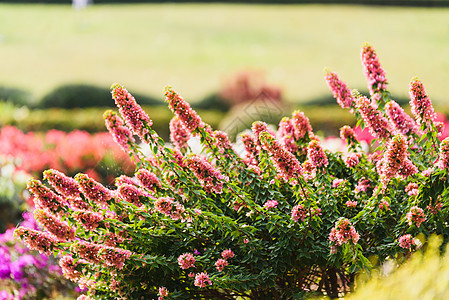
1;3;449;105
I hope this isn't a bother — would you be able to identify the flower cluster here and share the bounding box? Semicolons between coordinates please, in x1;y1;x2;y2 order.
398;234;415;249
406;206;425;228
178;253;196;270
329;218;360;247
184;155;227;194
360;43;388;96
409;78;436;126
355;95;394;141
324;71;354;109
170;116;191;149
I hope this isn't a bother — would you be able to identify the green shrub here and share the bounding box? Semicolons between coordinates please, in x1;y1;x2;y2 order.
0;86;35;107
39;84;163;109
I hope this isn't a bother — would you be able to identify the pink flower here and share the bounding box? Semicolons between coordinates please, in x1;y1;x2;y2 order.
360;43;388;96
256;124;302;181
184;155;227;194
409;78;436;127
34;209;75;241
213;130;235;156
328;218;360;246
115;175;139;187
75;173;114;206
43;169;81;199
345;200;357;208
170;117;191;149
332;178;345;188
325;71;354;109
277;117;299;154
221;249;235;259
243;239;249;244
427;202;443;215
136;169;162;191
103;110;136;153
291;204;307;222
59;255;87;282
438;137;449;169
398;234;415;249
154;197;174;216
240;132;260;166
215;258;228;272
264;200;278;210
405;182;419;196
73;241;132;269
385;100;418;135
340;125;358;145
178;253;196;270
194;272;212;288
355;95;394;141
355;178;371;193
27;179;68;214
406;206;425;228
117;183;147;207
345;153;362;168
111;84;153;143
73;210;104;231
291;110;313;140
379;200;390;210
165;87;205;132
158;286;169;299
307;140;328;168
14;226;57;255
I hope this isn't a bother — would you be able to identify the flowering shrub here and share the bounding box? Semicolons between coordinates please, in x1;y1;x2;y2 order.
15;43;449;299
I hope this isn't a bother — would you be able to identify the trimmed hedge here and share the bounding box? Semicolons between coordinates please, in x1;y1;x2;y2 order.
39;84;164;108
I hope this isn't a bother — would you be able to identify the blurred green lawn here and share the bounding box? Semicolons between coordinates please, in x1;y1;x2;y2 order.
1;3;449;104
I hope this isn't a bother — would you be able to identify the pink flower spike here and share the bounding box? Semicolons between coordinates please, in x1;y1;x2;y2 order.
170;116;191;149
43;169;81;199
184;155;227;194
291;110;313;140
111;84;153;143
307;140;328;168
360;43;388;96
438;137;449;169
165;87;205;132
75;173;114;206
14;226;56;255
136;169;162;191
355;95;394;141
27;179;68;214
103;110;136;153
385;100;418;136
34;209;75;242
409;78;436;127
325;71;354;109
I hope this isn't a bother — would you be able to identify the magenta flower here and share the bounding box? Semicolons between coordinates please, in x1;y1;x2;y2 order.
75;173;114;206
221;249;235;259
385;100;418;135
43;169;80;199
111;84;153;143
215;258;228;272
409;78;436;126
27;179;68;214
34;209;75;242
194;272;212;288
307;140;328;168
398;234;415;249
177;253;195;270
328;218;360;246
406;206;425;228
103;110;135;152
324;71;354;109
360;43;388;96
165;87;205;132
263;200;278;210
355;95;394;141
170;117;191;149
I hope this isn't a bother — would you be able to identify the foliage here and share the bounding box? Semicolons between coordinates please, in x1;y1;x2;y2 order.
15;43;449;300
0;86;35;108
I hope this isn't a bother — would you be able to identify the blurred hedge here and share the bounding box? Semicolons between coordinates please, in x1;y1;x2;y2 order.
39;83;163;108
1;0;449;6
0;101;224;140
